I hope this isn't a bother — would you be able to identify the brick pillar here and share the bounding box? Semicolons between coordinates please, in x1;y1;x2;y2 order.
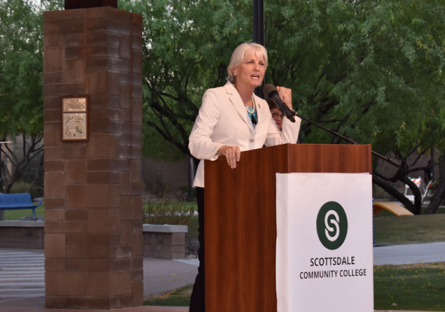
43;7;144;309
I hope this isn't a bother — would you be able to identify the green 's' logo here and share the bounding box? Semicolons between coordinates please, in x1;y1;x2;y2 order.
316;201;348;250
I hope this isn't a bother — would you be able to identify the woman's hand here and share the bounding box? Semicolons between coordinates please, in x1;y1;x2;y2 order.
276;86;292;110
217;145;241;169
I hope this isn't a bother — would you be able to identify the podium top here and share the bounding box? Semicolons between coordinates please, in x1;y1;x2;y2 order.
65;0;117;9
206;144;373;176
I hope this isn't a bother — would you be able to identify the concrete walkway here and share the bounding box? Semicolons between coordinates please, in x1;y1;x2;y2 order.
142;257;198;299
374;242;445;265
0;249;45;299
0;248;198;312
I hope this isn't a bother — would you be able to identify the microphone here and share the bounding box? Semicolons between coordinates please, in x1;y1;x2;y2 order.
263;84;296;123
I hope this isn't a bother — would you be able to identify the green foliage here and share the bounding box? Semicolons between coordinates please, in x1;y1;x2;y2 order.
143;200;195;225
0;1;55;194
0;0;44;137
142;123;187;161
118;0;445;210
9;180;41;199
0;0;64;137
374;263;445;311
119;0;252;157
263;0;445;153
177;185;196;202
119;0;445;160
3;0;444;204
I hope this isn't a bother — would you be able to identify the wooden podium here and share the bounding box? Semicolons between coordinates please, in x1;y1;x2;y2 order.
204;144;372;312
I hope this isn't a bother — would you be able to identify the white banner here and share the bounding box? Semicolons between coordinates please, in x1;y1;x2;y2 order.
276;173;373;312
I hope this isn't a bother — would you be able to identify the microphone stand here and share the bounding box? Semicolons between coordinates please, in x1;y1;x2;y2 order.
287;110;400;168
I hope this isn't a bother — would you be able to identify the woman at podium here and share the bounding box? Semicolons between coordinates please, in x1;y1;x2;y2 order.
188;42;301;312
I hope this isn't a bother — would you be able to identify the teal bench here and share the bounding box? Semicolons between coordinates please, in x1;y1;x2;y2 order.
0;193;42;219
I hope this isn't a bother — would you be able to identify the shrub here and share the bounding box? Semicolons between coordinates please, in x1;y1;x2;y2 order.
176;185;196;202
10;181;41;199
143;199;195;225
143;163;169;198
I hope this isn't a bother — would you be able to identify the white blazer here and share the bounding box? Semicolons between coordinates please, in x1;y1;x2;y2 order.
189;82;301;187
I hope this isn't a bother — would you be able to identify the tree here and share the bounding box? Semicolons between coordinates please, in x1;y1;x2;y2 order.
424;153;445;214
120;0;445;213
262;0;445;214
0;135;44;193
119;0;253;157
0;0;50;195
275;0;445;215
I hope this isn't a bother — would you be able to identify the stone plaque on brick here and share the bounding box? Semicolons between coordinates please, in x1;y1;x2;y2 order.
62;96;89;141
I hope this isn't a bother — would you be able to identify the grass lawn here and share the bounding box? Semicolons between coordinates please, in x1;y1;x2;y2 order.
374;262;445;311
144;263;445;310
374;207;445;245
144;262;445;310
2;205;45;220
144;285;192;306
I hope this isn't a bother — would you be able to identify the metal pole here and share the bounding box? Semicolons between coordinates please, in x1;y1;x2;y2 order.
253;0;265;98
253;0;265;46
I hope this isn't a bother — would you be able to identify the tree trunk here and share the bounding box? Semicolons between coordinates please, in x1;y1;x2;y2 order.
400;175;422;215
372;175;415;212
2;169;20;194
375;161;420;214
425;154;445;214
26;154;44;195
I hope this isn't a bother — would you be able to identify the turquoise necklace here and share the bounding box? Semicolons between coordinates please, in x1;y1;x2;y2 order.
245;94;258;126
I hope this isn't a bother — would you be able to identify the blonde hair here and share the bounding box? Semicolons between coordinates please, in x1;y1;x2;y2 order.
227;42;268;83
